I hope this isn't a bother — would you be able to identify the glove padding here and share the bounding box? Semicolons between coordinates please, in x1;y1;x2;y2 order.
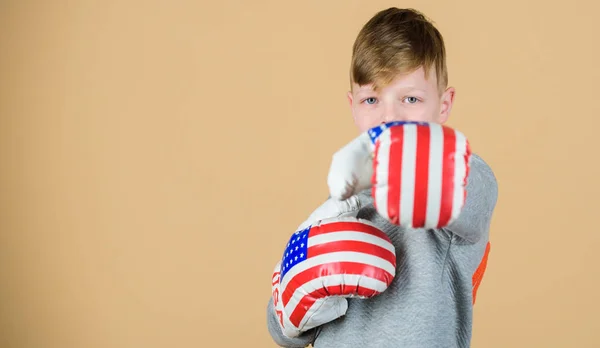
296;195;362;231
271;216;396;338
327;121;471;229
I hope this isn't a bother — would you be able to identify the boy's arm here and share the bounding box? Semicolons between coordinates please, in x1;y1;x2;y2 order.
444;153;499;243
266;297;316;348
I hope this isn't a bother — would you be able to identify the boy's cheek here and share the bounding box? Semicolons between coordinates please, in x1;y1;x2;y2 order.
354;115;382;133
352;109;382;132
402;105;438;123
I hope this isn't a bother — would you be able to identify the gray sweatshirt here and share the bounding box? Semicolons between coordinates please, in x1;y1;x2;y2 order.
266;153;498;348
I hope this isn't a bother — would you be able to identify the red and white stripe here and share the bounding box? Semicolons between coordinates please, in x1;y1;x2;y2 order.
373;123;470;228
279;219;396;331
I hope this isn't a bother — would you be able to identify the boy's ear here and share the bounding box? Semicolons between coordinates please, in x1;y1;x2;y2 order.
347;91;353;106
438;87;456;124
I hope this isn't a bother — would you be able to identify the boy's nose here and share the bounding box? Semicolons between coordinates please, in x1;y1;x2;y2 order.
382;108;401;123
381;105;393;122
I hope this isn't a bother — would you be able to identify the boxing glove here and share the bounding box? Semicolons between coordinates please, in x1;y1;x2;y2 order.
271;216;396;338
327;121;471;229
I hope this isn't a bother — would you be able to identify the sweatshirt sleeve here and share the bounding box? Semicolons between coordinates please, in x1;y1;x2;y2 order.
444;153;499;243
266;297;316;348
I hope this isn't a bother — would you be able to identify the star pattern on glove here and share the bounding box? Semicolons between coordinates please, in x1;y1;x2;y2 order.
281;230;309;275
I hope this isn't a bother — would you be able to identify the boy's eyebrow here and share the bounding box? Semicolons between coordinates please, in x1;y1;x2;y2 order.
355;86;376;94
355;90;375;96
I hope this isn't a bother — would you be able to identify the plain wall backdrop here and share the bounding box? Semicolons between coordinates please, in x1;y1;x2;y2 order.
1;0;599;347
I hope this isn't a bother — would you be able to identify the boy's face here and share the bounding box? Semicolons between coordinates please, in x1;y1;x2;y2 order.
347;66;455;133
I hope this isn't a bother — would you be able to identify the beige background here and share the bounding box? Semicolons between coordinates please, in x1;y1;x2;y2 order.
1;1;599;347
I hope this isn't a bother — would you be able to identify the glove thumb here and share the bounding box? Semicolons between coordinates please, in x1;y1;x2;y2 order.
296;195;362;231
327;131;374;200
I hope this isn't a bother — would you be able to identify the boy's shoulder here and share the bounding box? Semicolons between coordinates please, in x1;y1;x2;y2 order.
445;151;498;244
469;152;498;188
466;151;499;216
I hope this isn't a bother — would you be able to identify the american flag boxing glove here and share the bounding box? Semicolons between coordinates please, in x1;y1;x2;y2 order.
271;216;396;338
328;121;471;229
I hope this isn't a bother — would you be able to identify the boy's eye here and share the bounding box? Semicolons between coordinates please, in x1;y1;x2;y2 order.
364;97;378;105
404;97;419;104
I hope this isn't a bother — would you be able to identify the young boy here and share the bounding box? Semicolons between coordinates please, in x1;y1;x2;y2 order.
266;7;498;348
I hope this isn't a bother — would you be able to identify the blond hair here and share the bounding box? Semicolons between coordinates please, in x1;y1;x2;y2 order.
350;8;448;93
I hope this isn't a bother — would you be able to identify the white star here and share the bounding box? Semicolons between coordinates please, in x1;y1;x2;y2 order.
296;237;300;242
295;246;298;251
292;239;295;244
295;256;298;261
300;243;304;247
300;253;304;257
